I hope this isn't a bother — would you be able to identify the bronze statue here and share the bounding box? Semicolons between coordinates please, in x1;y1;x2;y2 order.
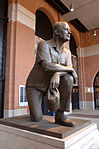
26;22;77;127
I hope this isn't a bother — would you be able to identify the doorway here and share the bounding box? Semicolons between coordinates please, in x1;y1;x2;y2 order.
70;34;79;110
93;71;99;109
0;0;8;118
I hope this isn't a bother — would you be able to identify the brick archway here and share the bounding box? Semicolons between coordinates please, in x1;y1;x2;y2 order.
93;71;99;109
35;9;53;40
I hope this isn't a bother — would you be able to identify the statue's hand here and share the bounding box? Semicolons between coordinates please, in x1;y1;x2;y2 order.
50;72;60;89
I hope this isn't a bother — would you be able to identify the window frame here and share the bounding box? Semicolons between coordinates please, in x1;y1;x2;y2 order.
19;85;28;107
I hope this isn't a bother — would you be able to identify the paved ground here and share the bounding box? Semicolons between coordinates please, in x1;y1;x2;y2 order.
69;110;99;130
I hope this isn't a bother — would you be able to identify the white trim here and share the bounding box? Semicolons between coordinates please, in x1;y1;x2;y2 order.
4;108;28;118
78;44;99;57
79;100;95;110
8;3;35;30
19;85;28;107
79;100;85;110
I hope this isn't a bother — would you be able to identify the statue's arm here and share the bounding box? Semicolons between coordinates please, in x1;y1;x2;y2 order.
41;61;74;72
37;41;74;73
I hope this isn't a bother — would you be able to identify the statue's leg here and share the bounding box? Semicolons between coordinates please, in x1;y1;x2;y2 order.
26;87;43;122
59;74;73;112
55;74;75;127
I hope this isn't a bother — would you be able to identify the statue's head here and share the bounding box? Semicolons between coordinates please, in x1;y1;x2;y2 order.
53;22;71;42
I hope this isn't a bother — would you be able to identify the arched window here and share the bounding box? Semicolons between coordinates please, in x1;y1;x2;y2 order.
35;10;53;40
69;34;77;56
93;71;99;109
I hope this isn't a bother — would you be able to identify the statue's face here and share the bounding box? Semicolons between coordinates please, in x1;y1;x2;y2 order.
58;23;71;42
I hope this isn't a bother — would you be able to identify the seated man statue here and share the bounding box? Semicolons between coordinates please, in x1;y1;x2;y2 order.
26;21;77;127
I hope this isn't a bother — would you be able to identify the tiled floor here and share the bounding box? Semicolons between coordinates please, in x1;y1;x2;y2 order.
69;110;99;130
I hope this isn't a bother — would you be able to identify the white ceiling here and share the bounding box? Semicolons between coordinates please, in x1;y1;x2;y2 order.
61;0;99;30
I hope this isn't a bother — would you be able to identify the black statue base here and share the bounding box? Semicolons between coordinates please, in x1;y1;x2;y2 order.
0;115;91;139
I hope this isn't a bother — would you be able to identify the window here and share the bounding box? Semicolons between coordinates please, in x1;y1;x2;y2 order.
35;10;53;40
19;85;28;106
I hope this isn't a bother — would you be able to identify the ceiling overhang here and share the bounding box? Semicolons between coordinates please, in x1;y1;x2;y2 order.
46;0;99;32
46;0;70;15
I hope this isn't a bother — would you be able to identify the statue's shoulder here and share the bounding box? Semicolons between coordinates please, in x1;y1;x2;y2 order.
38;39;55;48
38;40;49;48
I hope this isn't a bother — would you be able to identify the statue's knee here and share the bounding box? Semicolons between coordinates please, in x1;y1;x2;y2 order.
34;115;43;122
64;75;73;84
69;75;73;83
31;113;43;122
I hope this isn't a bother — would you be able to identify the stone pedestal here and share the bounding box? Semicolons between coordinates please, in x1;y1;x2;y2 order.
0;115;99;149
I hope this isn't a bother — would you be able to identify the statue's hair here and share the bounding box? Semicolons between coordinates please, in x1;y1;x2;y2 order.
53;21;68;33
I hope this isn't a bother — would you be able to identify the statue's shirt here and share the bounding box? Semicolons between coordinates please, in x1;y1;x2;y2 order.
26;39;72;92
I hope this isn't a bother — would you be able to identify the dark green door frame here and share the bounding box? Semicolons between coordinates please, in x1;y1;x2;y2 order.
0;0;8;118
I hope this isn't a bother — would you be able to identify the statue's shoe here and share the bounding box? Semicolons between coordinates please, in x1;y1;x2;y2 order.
55;110;76;127
55;117;76;127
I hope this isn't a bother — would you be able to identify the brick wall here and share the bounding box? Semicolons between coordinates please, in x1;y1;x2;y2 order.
4;0;99;117
78;28;99;109
80;28;99;48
